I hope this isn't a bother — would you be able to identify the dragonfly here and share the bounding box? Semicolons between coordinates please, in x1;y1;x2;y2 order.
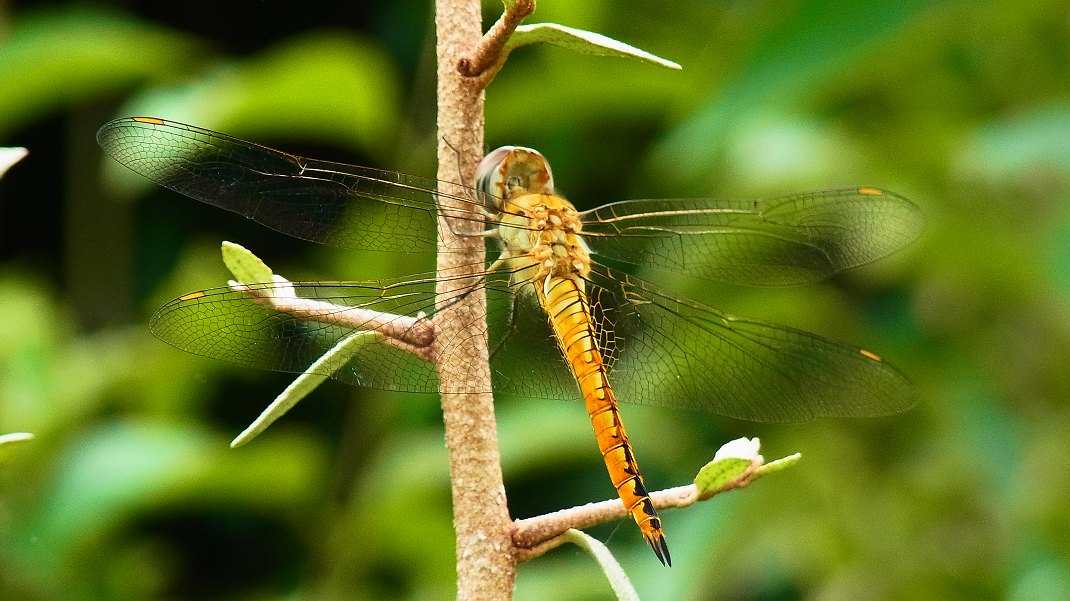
97;116;923;566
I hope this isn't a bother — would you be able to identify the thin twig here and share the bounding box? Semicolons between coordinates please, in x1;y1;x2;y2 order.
239;289;435;346
457;0;536;80
512;462;760;560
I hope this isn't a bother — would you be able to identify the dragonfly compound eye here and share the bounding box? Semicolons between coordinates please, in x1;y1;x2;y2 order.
475;146;518;208
506;147;555;196
475;146;556;205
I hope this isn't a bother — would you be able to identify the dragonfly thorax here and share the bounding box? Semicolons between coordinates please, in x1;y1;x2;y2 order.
496;193;592;286
478;146;589;284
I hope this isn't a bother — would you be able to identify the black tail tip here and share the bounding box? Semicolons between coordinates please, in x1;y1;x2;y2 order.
648;534;671;567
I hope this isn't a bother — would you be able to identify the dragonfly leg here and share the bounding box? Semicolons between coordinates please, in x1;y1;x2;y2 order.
438;200;497;240
488;291;521;362
485;253;508;273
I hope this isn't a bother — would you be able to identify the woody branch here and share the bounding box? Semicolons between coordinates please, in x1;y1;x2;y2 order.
512;460;762;561
457;0;535;84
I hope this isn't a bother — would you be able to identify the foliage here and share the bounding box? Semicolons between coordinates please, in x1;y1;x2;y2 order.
2;0;1070;600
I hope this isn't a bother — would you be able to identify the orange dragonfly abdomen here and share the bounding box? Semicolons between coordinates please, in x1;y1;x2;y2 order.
537;275;671;566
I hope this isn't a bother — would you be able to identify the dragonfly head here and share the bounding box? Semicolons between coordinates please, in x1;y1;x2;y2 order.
475;146;555;209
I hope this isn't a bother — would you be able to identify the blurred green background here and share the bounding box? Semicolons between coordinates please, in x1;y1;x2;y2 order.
2;0;1069;599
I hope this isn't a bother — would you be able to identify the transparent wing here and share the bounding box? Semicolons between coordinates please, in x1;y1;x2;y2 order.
151;272;455;393
150;265;916;421
97;117;496;252
115;118;918;420
580;263;917;421
149;267;556;397
580;188;924;286
98;119;923;283
483;265;917;421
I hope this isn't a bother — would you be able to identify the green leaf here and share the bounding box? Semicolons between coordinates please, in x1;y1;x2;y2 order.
22;421;327;571
222;241;386;447
221;241;274;285
0;432;35;466
957;102;1070;180
220;241;383;447
694;457;753;496
231;330;382;448
693;437;762;496
505;23;681;70
564;529;640;601
694;438;801;497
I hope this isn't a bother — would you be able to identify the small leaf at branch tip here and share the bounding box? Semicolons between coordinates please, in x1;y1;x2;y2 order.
755;452;802;477
694;457;752;495
221;241;274;285
0;148;28;177
505;23;682;70
693;438;765;495
501;0;534;16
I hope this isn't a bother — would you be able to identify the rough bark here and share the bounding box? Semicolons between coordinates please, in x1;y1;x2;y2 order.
434;1;517;598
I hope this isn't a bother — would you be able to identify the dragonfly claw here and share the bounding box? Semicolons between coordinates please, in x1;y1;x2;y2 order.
647;532;671;567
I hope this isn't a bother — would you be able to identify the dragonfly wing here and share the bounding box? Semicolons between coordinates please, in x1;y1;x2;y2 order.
484;281;582;400
150;263;918;419
151;269;583;398
149;273;494;393
97;117;489;252
580;188;924;286
578;264;918;422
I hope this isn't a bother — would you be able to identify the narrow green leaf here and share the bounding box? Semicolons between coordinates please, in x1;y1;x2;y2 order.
230;330;381;448
0;432;35;466
505;23;681;70
221;239;377;447
563;529;640;601
221;240;274;284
